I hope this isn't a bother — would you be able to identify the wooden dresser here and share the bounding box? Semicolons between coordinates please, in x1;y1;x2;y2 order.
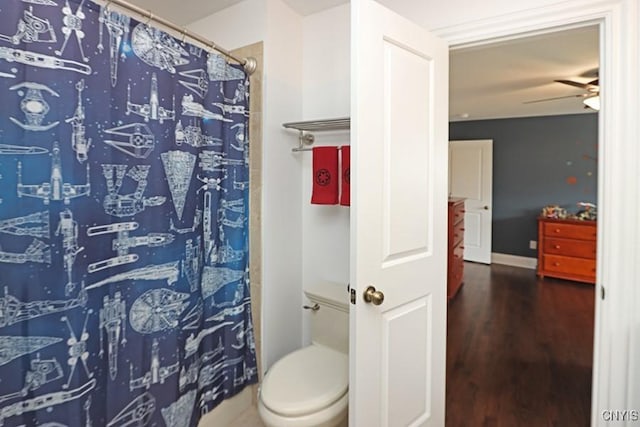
448;198;465;299
537;217;597;284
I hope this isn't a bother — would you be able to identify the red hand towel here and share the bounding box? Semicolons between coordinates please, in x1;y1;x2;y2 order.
311;146;339;205
340;146;350;206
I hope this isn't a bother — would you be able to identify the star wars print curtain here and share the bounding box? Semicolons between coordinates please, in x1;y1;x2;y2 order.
0;1;257;425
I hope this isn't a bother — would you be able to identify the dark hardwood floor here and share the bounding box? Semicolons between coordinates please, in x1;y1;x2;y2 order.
446;262;595;427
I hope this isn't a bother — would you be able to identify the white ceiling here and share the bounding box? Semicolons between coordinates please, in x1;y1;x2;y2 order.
122;0;240;26
124;0;599;121
124;0;348;25
450;26;599;121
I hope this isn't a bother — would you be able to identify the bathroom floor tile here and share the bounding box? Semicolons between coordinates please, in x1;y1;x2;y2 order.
227;405;265;427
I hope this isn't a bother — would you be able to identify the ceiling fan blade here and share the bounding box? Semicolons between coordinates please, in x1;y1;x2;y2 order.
580;68;599;78
523;94;587;104
554;79;591;89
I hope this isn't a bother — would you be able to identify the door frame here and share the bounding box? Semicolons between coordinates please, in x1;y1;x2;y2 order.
433;0;639;424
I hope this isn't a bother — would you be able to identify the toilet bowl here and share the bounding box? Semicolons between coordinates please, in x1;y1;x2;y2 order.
258;282;349;427
258;345;348;427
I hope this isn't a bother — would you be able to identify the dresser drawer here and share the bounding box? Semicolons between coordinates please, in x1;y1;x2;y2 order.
448;266;463;289
448;254;464;296
542;222;596;240
449;201;465;225
450;220;465;246
544;237;596;259
449;255;464;278
448;198;466;299
451;245;464;270
452;239;464;256
543;254;596;278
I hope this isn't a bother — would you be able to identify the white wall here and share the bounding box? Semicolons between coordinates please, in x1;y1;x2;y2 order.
260;0;304;370
300;4;351;345
302;4;351;118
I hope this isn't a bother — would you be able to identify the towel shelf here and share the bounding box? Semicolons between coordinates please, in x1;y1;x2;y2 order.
283;117;350;152
283;118;350;132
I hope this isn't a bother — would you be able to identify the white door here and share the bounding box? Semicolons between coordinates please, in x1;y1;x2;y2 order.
449;140;493;264
350;0;448;425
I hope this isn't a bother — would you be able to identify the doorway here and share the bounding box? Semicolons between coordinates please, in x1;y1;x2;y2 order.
445;26;599;426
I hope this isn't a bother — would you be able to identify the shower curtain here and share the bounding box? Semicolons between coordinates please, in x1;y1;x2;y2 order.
0;1;257;425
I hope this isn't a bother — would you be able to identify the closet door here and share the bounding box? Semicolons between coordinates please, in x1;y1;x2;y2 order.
350;0;449;426
449;139;494;264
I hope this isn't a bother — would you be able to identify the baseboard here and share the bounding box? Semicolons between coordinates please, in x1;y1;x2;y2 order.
491;252;537;270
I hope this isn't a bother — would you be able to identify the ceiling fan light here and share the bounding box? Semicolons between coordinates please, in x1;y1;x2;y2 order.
583;94;600;111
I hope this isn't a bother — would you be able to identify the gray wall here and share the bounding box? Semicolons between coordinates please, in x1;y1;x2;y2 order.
450;113;598;258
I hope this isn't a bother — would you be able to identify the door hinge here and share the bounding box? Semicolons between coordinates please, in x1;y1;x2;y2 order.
601;285;605;300
350;288;356;305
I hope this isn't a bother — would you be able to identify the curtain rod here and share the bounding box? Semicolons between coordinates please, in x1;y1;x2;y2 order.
97;0;257;75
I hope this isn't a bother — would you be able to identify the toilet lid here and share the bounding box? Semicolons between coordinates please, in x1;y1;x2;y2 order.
261;345;348;417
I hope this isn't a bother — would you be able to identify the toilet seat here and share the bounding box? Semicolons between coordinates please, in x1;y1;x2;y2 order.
260;345;348;417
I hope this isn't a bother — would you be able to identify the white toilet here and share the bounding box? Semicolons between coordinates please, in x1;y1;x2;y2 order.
258;282;349;427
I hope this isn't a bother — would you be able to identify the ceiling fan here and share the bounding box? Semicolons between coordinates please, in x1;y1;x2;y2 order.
524;72;600;110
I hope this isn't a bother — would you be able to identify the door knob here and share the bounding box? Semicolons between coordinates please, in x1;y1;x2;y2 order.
483;205;490;210
363;286;385;306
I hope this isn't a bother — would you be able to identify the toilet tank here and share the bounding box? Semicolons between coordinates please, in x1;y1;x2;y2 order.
304;282;349;354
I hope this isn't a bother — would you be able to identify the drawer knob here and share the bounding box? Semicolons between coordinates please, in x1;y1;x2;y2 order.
554;229;561;233
554;262;560;266
554;245;561;249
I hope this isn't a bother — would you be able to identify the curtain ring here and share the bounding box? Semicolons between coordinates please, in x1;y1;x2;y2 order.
181;27;188;43
209;41;216;53
105;0;112;12
146;11;154;25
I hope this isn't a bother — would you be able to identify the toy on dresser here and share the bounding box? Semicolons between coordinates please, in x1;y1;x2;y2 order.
541;202;597;221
